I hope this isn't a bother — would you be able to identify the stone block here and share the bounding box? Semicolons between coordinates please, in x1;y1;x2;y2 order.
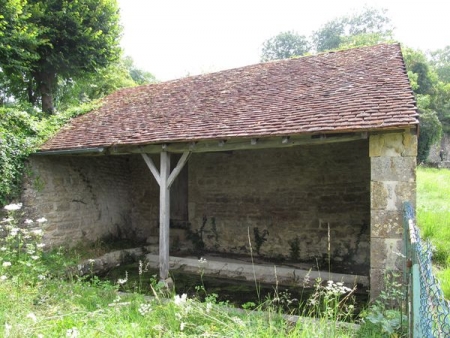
369;133;403;157
371;210;402;238
371;181;416;211
369;268;385;299
371;157;416;182
370;238;403;270
401;132;418;157
369;131;417;158
371;181;391;210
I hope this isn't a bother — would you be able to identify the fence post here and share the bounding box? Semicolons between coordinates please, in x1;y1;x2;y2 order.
403;202;421;338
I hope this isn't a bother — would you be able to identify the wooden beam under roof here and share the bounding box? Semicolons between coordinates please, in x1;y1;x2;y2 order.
110;132;371;155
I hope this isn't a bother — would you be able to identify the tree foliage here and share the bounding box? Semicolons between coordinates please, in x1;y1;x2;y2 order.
55;56;156;110
261;31;311;62
312;7;394;52
261;7;394;61
417;110;443;163
430;46;450;84
261;6;450;162
0;0;122;114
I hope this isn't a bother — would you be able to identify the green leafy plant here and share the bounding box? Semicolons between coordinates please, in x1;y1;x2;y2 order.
359;272;406;336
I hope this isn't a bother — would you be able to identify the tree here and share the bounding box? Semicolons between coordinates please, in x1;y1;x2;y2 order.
123;56;156;85
430;46;450;83
312;19;345;53
312;7;394;52
261;31;311;62
417;110;443;163
0;0;121;114
55;56;156;110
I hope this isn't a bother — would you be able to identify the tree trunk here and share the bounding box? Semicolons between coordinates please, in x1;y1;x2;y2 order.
27;78;36;106
33;71;56;114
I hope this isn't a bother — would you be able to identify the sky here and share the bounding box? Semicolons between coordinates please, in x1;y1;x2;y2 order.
118;0;448;81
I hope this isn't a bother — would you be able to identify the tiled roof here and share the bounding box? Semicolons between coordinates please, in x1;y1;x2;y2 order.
41;43;418;151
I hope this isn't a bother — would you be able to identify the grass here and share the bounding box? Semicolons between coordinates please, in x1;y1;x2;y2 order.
0;272;362;337
416;166;450;298
1;185;422;337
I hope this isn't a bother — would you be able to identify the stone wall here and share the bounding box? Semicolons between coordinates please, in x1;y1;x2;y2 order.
188;140;371;272
22;155;134;247
428;132;450;168
369;130;417;298
21;131;418;298
129;155;160;240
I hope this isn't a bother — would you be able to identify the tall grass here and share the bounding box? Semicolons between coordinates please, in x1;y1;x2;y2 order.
1;202;400;337
416;166;450;298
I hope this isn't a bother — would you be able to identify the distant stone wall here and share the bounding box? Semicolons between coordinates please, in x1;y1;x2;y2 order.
22;156;134;247
188;140;371;272
369;130;417;299
428;132;450;168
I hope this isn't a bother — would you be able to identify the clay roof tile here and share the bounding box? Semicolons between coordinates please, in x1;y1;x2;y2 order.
41;43;418;151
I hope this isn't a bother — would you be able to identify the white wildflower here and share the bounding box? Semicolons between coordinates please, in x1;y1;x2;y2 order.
231;316;245;326
180;322;186;331
32;229;43;236
26;312;37;323
37;274;46;280
0;247;6;251
153;325;164;331
174;293;187;306
117;271;128;285
66;327;80;338
31;255;39;260
117;278;127;285
24;219;34;224
10;228;19;236
4;322;12;336
0;275;7;281
1;217;13;224
198;257;207;264
37;243;46;249
2;262;11;268
88;259;95;264
36;217;47;223
138;303;152;316
206;302;213;313
4;203;22;211
26;244;35;255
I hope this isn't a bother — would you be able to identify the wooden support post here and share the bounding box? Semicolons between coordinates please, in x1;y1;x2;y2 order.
141;151;191;281
159;151;171;280
141;153;160;185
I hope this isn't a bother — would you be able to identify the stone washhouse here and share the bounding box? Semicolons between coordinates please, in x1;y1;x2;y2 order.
22;44;418;299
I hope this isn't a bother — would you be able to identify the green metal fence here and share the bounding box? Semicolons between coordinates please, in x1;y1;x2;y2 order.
403;201;450;337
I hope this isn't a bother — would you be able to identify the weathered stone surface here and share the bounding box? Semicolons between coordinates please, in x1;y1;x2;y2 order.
369;268;385;299
22;156;134;247
369;131;417;158
370;238;403;270
371;210;402;239
188;140;370;268
371;157;416;182
371;181;416;211
401;132;418;157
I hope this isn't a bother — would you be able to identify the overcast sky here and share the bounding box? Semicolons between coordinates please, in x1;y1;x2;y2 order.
118;0;448;81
